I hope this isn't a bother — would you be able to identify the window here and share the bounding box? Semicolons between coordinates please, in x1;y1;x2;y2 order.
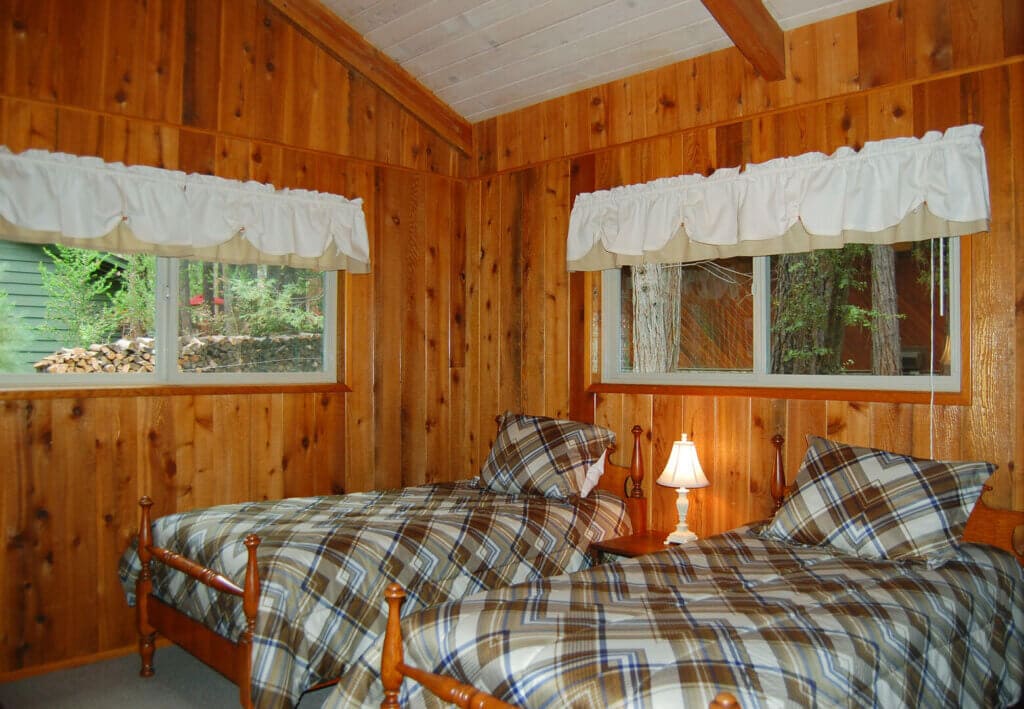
601;239;961;393
0;241;337;388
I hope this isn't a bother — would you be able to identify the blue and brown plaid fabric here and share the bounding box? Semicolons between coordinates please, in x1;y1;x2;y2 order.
763;436;994;561
119;481;630;708
331;527;1024;708
479;412;615;499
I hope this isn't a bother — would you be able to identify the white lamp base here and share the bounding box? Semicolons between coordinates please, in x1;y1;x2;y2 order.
664;486;698;545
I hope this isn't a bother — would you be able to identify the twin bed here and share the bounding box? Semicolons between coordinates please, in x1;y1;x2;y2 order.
340;435;1024;708
121;415;1024;708
119;413;645;708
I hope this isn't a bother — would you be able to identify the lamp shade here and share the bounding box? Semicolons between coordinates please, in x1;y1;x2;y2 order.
656;435;709;489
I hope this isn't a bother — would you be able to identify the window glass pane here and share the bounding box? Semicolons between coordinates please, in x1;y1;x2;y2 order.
176;261;325;374
0;241;156;375
618;257;754;374
769;242;950;376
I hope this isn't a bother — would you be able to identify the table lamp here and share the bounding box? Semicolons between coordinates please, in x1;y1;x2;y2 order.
656;434;709;544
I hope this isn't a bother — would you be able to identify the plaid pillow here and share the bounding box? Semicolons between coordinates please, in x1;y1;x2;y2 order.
763;435;994;561
480;412;615;499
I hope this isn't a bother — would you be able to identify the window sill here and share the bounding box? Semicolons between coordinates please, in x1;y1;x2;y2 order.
0;381;352;400
587;381;969;406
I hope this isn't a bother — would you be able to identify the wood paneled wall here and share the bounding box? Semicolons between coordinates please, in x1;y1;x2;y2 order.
0;0;467;676
2;0;1023;681
464;0;1024;538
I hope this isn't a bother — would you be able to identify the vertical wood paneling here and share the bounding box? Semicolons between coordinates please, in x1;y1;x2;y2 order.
281;394;315;498
182;0;221;129
425;178;452;483
650;395;682;532
3;0;60;104
316;392;345;495
748;398;784;522
499;172;524;414
519;167;544;415
375;170;406;490
709;397;749;537
93;398;141;652
250;393;285;501
3;0;1024;679
0;0;466;677
22;399;56;666
343;164;378;494
400;170;427;486
857;2;908;89
476;174;502;452
950;0;1006;69
1012;62;1024;509
826;401;871;446
542;161;570;418
963;66;1016;500
4;99;57;152
104;0;185;122
53;399;99;659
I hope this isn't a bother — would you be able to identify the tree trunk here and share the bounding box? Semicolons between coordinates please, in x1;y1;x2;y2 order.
632;264;682;373
771;252;853;375
870;244;901;375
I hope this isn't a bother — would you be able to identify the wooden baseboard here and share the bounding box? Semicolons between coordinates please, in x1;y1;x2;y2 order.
0;638;172;683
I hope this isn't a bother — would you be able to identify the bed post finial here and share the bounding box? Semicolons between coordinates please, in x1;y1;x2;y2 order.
381;583;407;708
710;692;741;708
238;534;261;709
625;425;646;532
770;434;786;512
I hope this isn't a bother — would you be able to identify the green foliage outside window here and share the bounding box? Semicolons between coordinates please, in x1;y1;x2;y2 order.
771;245;904;375
225;270;323;336
38;247;322;350
0;270;28;370
38;245;122;346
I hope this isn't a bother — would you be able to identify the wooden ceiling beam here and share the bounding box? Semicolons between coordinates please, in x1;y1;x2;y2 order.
701;0;786;81
266;0;473;156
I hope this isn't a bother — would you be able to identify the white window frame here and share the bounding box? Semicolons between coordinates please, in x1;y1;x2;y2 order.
600;240;962;393
0;256;338;390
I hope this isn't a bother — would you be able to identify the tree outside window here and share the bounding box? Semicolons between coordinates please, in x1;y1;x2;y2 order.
605;239;958;392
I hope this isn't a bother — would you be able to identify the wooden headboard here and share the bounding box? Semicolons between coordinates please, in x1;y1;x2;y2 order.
963;501;1024;566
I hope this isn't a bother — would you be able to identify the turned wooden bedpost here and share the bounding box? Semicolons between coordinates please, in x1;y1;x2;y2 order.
625;425;646;532
136;496;156;677
237;534;261;709
381;583;406;708
769;434;786;512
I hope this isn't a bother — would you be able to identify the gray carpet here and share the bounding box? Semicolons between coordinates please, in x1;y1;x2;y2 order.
0;646;330;708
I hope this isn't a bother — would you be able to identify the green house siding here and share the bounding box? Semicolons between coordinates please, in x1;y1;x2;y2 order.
0;240;70;370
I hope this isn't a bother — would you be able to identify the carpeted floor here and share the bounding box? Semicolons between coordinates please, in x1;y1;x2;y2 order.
0;646;330;708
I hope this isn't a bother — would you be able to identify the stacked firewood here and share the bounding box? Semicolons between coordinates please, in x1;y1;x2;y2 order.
34;338;156;373
34;334;322;374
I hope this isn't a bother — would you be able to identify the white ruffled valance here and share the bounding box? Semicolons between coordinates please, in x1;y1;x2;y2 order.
0;147;371;272
567;124;990;271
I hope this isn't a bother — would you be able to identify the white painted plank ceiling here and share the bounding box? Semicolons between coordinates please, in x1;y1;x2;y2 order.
320;0;887;122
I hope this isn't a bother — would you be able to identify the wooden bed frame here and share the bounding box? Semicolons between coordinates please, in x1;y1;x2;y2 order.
132;424;648;709
379;434;1024;709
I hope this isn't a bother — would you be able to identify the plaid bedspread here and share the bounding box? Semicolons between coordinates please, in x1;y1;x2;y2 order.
331;526;1024;708
118;481;629;708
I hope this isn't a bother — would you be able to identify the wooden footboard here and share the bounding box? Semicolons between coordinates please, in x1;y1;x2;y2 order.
963;500;1024;565
380;583;740;709
135;496;261;709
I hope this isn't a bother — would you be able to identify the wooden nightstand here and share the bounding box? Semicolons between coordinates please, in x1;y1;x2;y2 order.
590;530;671;559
